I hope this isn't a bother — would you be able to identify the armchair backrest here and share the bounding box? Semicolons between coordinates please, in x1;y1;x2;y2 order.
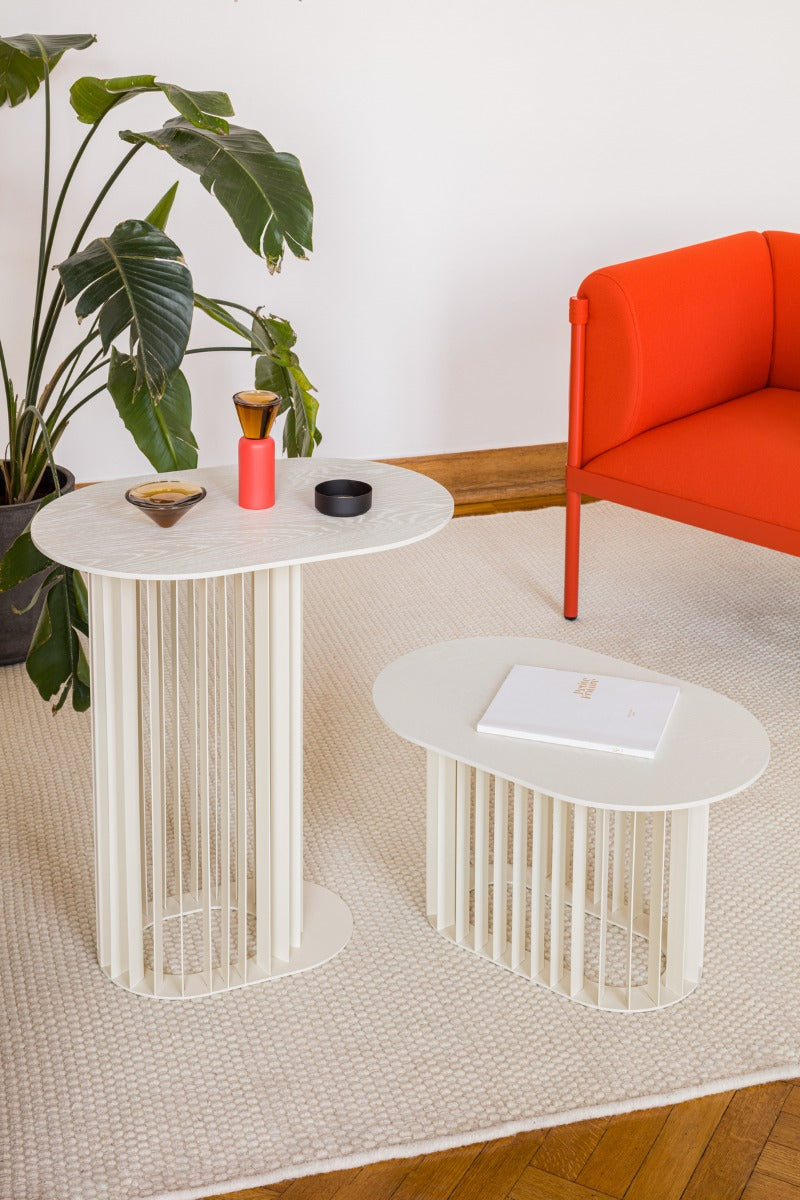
765;230;800;390
577;231;774;464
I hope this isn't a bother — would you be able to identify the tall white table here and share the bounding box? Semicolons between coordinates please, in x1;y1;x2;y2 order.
32;459;452;998
374;638;770;1012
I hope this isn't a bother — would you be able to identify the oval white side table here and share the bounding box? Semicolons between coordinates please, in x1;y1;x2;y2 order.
33;459;452;999
373;638;770;1013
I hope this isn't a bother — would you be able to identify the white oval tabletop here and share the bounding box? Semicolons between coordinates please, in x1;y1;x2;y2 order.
31;459;453;581
373;637;770;812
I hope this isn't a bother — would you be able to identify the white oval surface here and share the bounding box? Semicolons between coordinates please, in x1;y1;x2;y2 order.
373;638;770;812
31;459;453;581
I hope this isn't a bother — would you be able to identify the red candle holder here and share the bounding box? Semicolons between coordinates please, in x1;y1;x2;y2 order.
234;390;281;510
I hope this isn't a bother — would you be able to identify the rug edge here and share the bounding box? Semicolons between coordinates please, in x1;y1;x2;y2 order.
145;1062;800;1200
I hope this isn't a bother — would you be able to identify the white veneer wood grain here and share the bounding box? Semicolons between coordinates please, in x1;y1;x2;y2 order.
373;637;770;812
31;459;453;581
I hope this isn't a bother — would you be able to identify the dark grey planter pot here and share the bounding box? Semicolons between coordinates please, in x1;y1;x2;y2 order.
0;465;75;666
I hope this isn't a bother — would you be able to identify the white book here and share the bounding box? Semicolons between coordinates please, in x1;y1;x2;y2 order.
477;665;679;758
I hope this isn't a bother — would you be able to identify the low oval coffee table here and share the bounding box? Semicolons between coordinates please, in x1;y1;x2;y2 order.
373;637;770;1012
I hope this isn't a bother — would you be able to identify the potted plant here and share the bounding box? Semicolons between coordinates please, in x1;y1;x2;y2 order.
0;33;321;712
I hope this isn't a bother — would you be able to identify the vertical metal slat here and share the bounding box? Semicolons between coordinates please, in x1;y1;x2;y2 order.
492;776;508;961
625;811;639;1009
436;755;456;931
570;805;588;998
455;762;470;943
187;580;199;900
596;808;610;1008
197;580;213;987
89;575;110;974
426;751;438;923
647;811;666;1006
269;567;292;963
612;810;626;914
473;770;490;952
253;570;271;973
234;574;248;979
511;784;528;970
217;576;231;988
549;797;565;987
289;565;304;949
530;791;547;979
147;580;165;996
666;808;689;998
170;581;185;994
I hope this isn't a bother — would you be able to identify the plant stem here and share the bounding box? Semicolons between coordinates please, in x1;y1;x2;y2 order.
48;323;101;412
27;142;144;412
47;353;108;431
47;383;108;449
23;343;103;497
67;143;144;259
23;381;107;502
25;292;66;416
16;404;62;502
21;340;89;471
0;340;14;475
204;297;257;318
184;345;253;354
40;339;97;412
25;119;108;405
0;338;15;498
27;59;52;387
36;103;121;328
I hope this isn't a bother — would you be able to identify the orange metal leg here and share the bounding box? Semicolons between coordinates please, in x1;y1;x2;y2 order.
564;490;581;619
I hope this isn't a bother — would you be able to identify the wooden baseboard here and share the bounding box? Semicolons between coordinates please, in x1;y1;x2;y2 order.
382;443;568;516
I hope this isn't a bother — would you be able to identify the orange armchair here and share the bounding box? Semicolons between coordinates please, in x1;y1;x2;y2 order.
564;230;800;619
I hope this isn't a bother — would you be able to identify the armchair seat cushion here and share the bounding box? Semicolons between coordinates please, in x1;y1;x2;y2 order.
584;387;800;532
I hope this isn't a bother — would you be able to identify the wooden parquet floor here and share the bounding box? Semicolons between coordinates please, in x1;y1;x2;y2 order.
210;1079;800;1200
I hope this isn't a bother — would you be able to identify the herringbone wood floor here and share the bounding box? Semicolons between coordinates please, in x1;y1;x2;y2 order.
210;481;797;1200
211;1080;800;1200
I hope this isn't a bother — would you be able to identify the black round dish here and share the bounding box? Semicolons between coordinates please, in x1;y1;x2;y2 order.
314;479;373;517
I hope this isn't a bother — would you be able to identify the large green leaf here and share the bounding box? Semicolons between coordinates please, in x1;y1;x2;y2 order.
0;526;51;591
0;482;64;591
194;295;321;457
0;33;95;106
108;348;198;471
145;181;179;231
26;569;90;712
0;489;89;711
72;569;88;632
121;118;313;272
57;219;193;401
70;74;233;133
254;314;320;457
194;293;271;350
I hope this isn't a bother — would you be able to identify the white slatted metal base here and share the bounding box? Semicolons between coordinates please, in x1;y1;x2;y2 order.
373;638;770;1017
426;753;708;1012
31;460;453;1000
87;566;352;999
376;638;767;1012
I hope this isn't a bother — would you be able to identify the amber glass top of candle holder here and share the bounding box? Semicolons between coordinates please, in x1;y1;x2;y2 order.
233;390;281;440
125;481;207;528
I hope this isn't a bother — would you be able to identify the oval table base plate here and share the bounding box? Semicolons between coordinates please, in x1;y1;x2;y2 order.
100;882;353;1000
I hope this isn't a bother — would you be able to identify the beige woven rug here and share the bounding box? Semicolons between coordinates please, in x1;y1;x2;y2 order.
2;503;798;1200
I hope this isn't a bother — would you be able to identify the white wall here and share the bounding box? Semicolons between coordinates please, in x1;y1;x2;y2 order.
3;0;800;480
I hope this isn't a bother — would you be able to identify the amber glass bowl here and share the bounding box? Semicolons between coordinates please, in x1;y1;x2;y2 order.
125;481;207;528
233;390;281;440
